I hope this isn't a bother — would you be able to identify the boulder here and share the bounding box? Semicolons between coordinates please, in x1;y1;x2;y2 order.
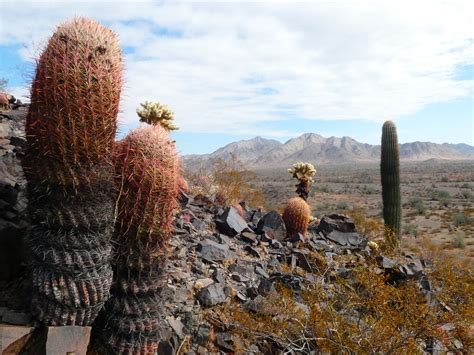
256;211;286;241
215;206;250;236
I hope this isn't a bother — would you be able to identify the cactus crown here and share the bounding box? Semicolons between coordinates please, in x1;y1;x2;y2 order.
137;101;178;131
114;125;180;250
288;162;317;182
26;17;122;167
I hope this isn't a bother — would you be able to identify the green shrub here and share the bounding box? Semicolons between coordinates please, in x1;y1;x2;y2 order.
337;201;349;210
452;231;466;249
403;224;418;238
453;212;468;226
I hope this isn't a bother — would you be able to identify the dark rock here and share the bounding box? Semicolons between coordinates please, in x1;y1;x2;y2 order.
198;283;227;307
246;286;259;299
229;263;255;279
318;214;357;234
325;230;365;247
216;332;235;353
197;239;232;263
257;278;275;296
256;211;286;241
216;206;250;237
1;310;31;325
286;232;304;243
255;266;269;279
194;323;211;345
167;316;184;338
240;231;257;244
244;246;262;258
246;295;272;315
294;250;313;272
212;268;226;284
271;273;303;291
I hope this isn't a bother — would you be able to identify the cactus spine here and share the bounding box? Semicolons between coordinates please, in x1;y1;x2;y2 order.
102;125;180;354
282;197;311;239
24;17;122;325
381;120;401;246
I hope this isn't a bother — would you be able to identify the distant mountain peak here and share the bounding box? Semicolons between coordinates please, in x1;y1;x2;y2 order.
183;133;474;170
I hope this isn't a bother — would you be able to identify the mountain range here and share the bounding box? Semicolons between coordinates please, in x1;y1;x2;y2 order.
182;133;474;170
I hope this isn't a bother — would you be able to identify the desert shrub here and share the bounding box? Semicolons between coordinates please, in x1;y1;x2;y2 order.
360;184;378;194
213;253;474;353
459;190;473;200
348;208;383;239
408;197;426;215
441;176;449;182
452;231;466;249
431;190;451;207
453;212;468;226
185;153;266;208
403;224;418;237
337;201;348;210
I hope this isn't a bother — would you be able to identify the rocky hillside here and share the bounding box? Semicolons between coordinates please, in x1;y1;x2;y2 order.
0;110;471;353
183;133;474;170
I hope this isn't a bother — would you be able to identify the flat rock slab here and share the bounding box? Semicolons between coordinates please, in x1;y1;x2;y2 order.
0;325;33;353
46;326;91;355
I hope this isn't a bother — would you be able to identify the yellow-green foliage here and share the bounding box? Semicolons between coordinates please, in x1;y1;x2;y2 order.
212;245;473;353
288;162;317;182
136;101;178;130
282;197;311;238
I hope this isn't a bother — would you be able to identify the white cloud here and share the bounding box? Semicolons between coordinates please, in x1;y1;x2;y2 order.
1;0;473;136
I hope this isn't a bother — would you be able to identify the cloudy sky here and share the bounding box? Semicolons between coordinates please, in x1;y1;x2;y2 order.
0;0;472;154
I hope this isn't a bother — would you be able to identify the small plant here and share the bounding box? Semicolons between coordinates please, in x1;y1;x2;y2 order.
288;162;316;200
408;197;426;215
403;224;418;238
337;201;349;210
137;101;178;130
452;212;468;226
452;231;466;249
282;197;311;239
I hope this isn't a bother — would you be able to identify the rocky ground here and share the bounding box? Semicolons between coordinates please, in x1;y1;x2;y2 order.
0;109;471;354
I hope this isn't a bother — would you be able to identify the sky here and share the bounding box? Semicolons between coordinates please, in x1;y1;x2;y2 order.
0;0;473;155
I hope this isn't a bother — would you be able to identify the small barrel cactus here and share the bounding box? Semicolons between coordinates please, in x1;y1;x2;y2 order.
282;197;311;239
102;125;180;354
381;120;401;246
24;17;122;326
288;162;317;200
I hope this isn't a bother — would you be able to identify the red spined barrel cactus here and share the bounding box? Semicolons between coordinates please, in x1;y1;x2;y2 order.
282;197;311;239
23;17;122;326
102;125;180;354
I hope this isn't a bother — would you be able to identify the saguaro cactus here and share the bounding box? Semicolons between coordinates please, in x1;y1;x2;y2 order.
24;17;122;325
102;125;180;354
381;120;401;246
282;197;311;240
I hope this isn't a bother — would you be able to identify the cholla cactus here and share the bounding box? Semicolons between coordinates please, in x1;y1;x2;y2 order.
288;162;317;200
137;101;178;131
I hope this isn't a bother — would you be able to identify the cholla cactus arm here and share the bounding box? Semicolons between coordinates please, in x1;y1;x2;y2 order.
136;101;178;130
288;162;317;182
288;162;317;200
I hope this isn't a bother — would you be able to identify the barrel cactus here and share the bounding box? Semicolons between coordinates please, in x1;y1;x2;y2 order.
381;120;401;247
23;17;122;325
101;125;180;354
282;197;311;240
